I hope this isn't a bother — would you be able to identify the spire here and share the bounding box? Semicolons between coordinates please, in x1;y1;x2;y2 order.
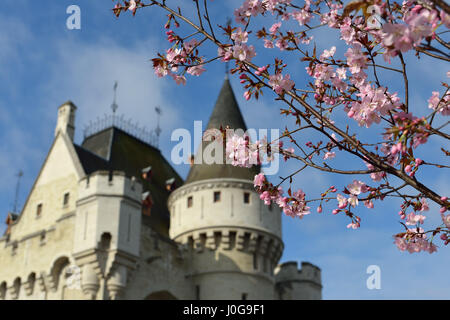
205;78;247;131
185;78;259;184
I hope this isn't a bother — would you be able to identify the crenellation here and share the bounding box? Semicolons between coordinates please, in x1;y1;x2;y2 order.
235;230;246;251
205;231;216;250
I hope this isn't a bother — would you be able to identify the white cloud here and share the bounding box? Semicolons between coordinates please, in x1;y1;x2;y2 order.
41;36;184;148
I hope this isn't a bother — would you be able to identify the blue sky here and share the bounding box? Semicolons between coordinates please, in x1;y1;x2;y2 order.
0;0;449;299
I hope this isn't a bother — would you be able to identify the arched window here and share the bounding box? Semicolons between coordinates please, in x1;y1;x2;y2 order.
50;256;70;290
13;277;21;299
27;273;36;296
0;281;6;300
99;232;112;251
145;290;177;300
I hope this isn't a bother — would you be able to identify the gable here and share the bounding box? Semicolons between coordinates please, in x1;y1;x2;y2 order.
10;133;84;239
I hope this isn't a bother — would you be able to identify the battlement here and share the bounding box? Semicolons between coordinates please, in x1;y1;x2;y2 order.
78;170;142;203
177;227;283;259
275;261;321;286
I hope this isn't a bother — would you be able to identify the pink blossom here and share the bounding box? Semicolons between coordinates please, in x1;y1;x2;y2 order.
336;67;347;80
268;72;294;94
420;198;429;212
347;221;360;229
345;45;367;75
347;180;368;196
231;27;249;44
281;189;311;219
218;46;233;62
255;65;269;76
405;212;426;225
323;152;336;160
171;74;186;85
348;84;401;128
364;200;374;209
339;17;356;44
226;134;251;167
394;228;437;254
428;91;450;116
365;162;386;182
320;46;336;60
187;61;206;76
348;195;358;208
183;38;199;52
232;44;256;62
254;173;266;188
441;213;450;229
263;39;274;48
128;0;137;13
154;64;169;78
337;194;348;209
275;39;288;51
291;9;311;26
269;22;282;34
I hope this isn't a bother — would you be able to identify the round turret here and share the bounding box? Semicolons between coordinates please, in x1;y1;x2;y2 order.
274;261;322;300
168;79;283;300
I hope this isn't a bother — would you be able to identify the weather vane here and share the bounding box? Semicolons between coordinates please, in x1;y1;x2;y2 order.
13;170;23;213
225;17;232;78
155;106;162;147
111;81;118;114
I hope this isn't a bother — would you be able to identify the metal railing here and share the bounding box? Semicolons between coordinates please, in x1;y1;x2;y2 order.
82;113;159;148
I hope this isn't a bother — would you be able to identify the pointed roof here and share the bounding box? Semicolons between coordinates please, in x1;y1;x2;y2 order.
205;78;248;131
185;78;259;184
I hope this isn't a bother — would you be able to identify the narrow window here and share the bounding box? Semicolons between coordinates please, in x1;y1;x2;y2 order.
36;204;43;218
213;191;221;203
253;253;258;270
63;193;70;207
12;242;18;256
268;202;273;212
195;285;200;300
242;293;248;300
244;192;250;204
40;232;46;245
187;196;193;208
0;282;6;300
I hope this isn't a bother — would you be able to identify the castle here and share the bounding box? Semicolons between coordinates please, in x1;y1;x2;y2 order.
0;78;322;300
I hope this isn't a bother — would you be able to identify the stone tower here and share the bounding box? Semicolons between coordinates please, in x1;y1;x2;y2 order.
168;78;284;300
72;171;143;300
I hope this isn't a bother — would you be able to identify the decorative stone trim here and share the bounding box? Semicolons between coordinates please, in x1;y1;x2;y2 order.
174;228;284;269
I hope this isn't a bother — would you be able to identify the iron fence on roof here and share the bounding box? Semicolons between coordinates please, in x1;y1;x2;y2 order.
82;114;159;148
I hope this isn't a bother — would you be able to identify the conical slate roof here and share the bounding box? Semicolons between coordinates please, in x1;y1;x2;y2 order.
205;78;248;130
185;78;260;184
